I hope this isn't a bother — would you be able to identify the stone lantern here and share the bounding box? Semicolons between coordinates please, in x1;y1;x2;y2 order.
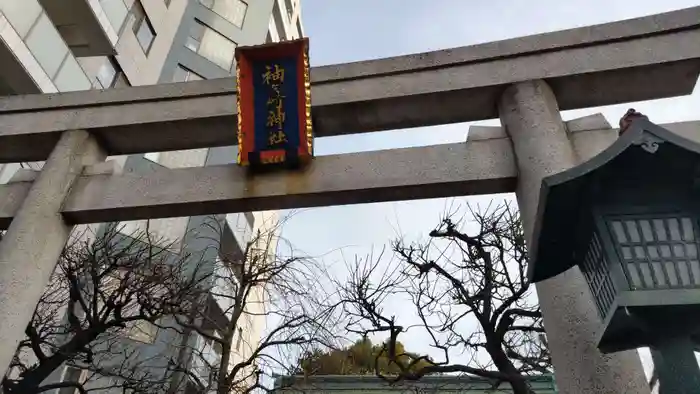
529;112;700;394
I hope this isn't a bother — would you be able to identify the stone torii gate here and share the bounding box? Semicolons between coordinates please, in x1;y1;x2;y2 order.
0;6;699;394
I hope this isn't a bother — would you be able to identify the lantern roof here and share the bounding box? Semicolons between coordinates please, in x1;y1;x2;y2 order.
529;115;700;283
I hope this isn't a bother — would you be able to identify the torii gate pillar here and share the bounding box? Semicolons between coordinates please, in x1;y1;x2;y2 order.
0;130;106;378
499;80;650;393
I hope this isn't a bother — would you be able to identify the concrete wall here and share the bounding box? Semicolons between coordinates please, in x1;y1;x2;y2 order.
0;0;92;94
158;0;275;84
119;149;209;250
116;0;188;86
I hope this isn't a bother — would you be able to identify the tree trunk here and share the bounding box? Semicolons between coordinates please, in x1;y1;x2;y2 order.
167;321;196;394
217;333;234;394
216;352;231;394
505;373;536;394
8;330;98;394
8;356;68;394
486;342;535;394
218;298;245;394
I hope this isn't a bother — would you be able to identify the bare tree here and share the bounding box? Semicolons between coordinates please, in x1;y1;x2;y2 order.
2;223;209;394
339;202;551;394
168;214;343;394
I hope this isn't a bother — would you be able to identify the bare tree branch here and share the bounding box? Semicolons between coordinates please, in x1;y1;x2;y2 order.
3;223;210;394
168;213;345;394
338;201;550;394
33;381;88;394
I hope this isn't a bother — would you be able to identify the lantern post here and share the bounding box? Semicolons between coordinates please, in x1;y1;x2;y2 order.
529;111;700;394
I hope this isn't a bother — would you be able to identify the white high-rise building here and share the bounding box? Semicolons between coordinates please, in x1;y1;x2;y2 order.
0;0;303;182
0;0;301;392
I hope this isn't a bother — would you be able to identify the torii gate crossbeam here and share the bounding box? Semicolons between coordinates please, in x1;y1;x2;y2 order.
0;6;698;163
0;7;699;394
0;121;699;229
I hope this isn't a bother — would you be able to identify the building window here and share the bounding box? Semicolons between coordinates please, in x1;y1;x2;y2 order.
96;57;116;88
100;270;159;344
59;366;84;394
95;57;130;89
131;1;156;53
284;0;294;19
272;1;286;41
113;71;131;88
54;56;92;93
0;163;20;185
186;20;237;71
100;0;129;33
26;14;69;79
198;0;247;28
173;65;204;82
126;320;159;343
228;213;252;252
96;59;116;88
244;212;254;228
296;18;303;38
236;327;243;351
192;331;223;382
144;152;160;162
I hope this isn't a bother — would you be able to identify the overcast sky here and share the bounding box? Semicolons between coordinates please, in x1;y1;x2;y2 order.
277;0;700;380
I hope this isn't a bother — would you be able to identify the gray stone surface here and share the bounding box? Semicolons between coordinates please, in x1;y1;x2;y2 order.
567;114;617;162
570;128;619;163
0;140;516;227
565;113;612;133
0;183;29;229
0;130;105;379
310;6;700;82
0;120;697;229
466;125;506;141
569;119;700;163
7;169;39;183
0;7;699;162
498;80;650;394
3;5;698;110
83;159;123;176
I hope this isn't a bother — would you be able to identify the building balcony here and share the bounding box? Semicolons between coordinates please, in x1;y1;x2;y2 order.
0;37;42;95
38;0;118;57
0;9;92;95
